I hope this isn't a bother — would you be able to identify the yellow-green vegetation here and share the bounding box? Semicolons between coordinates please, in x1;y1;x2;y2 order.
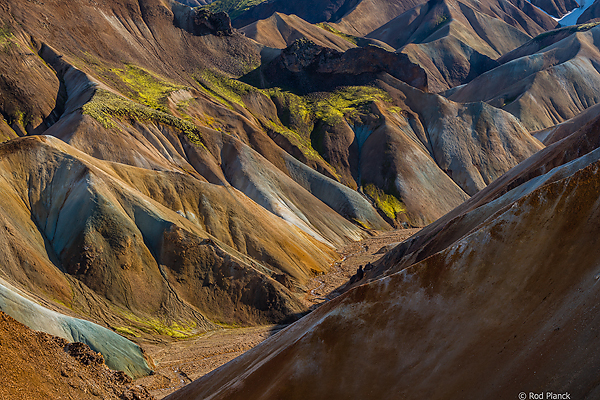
82;89;205;148
195;69;256;109
267;87;311;127
110;64;186;112
269;86;392;126
116;310;199;338
213;319;241;329
261;117;323;161
434;14;449;27
114;326;141;337
364;183;407;220
353;218;372;230
200;0;267;20
309;86;392;126
316;23;359;45
0;24;17;52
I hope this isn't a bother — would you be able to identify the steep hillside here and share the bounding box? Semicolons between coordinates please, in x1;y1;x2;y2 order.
166;114;600;400
447;23;600;131
221;0;363;28
244;40;542;223
239;13;358;51
367;0;558;92
532;0;578;18
0;0;551;374
0;0;394;336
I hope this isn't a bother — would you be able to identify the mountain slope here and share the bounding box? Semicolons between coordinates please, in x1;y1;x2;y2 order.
0;311;154;400
447;23;600;131
239;13;357;51
367;0;557;92
166;119;600;400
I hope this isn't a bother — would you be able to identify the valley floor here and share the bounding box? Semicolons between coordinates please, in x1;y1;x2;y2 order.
135;228;420;398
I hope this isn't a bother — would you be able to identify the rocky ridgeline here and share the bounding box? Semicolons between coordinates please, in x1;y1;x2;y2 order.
245;38;428;93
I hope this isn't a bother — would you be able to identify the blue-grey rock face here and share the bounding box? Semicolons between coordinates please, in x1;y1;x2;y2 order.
0;281;152;378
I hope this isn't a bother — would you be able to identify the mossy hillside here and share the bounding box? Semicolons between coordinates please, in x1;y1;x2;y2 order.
200;0;268;20
0;23;17;52
114;326;141;338
309;86;392;126
194;69;257;109
316;23;359;45
260;117;323;162
107;64;186;112
82;89;205;148
267;88;311;134
363;183;407;220
268;86;393;128
115;310;199;339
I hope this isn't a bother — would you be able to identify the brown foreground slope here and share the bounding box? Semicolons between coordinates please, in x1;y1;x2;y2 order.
166;126;600;400
0;311;153;400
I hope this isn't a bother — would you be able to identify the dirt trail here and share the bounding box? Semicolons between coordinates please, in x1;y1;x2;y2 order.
303;228;420;306
136;228;419;399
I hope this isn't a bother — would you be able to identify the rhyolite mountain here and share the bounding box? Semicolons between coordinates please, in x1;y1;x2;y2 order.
2;0;600;396
445;22;600;131
367;0;558;92
166;84;600;400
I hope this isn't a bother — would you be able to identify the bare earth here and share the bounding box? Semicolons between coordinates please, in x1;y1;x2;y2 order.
136;228;420;399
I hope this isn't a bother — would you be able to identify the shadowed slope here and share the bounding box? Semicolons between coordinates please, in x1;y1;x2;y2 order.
166;126;600;400
368;0;540;92
447;23;600;131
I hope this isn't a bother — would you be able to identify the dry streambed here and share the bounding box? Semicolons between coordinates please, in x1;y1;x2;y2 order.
136;228;419;399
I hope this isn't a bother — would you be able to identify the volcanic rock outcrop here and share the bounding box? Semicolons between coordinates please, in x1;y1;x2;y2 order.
244;38;429;93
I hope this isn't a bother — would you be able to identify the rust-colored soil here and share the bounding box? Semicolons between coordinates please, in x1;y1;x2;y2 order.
0;311;153;400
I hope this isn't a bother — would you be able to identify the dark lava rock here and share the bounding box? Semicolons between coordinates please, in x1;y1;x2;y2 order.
191;9;233;36
244;38;428;94
65;342;105;366
172;5;234;37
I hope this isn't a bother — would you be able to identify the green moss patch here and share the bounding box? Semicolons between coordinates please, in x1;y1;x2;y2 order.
116;310;199;339
194;69;256;109
364;183;407;220
109;64;186;112
316;23;359;45
308;86;392;126
268;86;392;127
114;326;141;338
200;0;268;20
82;89;205;147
